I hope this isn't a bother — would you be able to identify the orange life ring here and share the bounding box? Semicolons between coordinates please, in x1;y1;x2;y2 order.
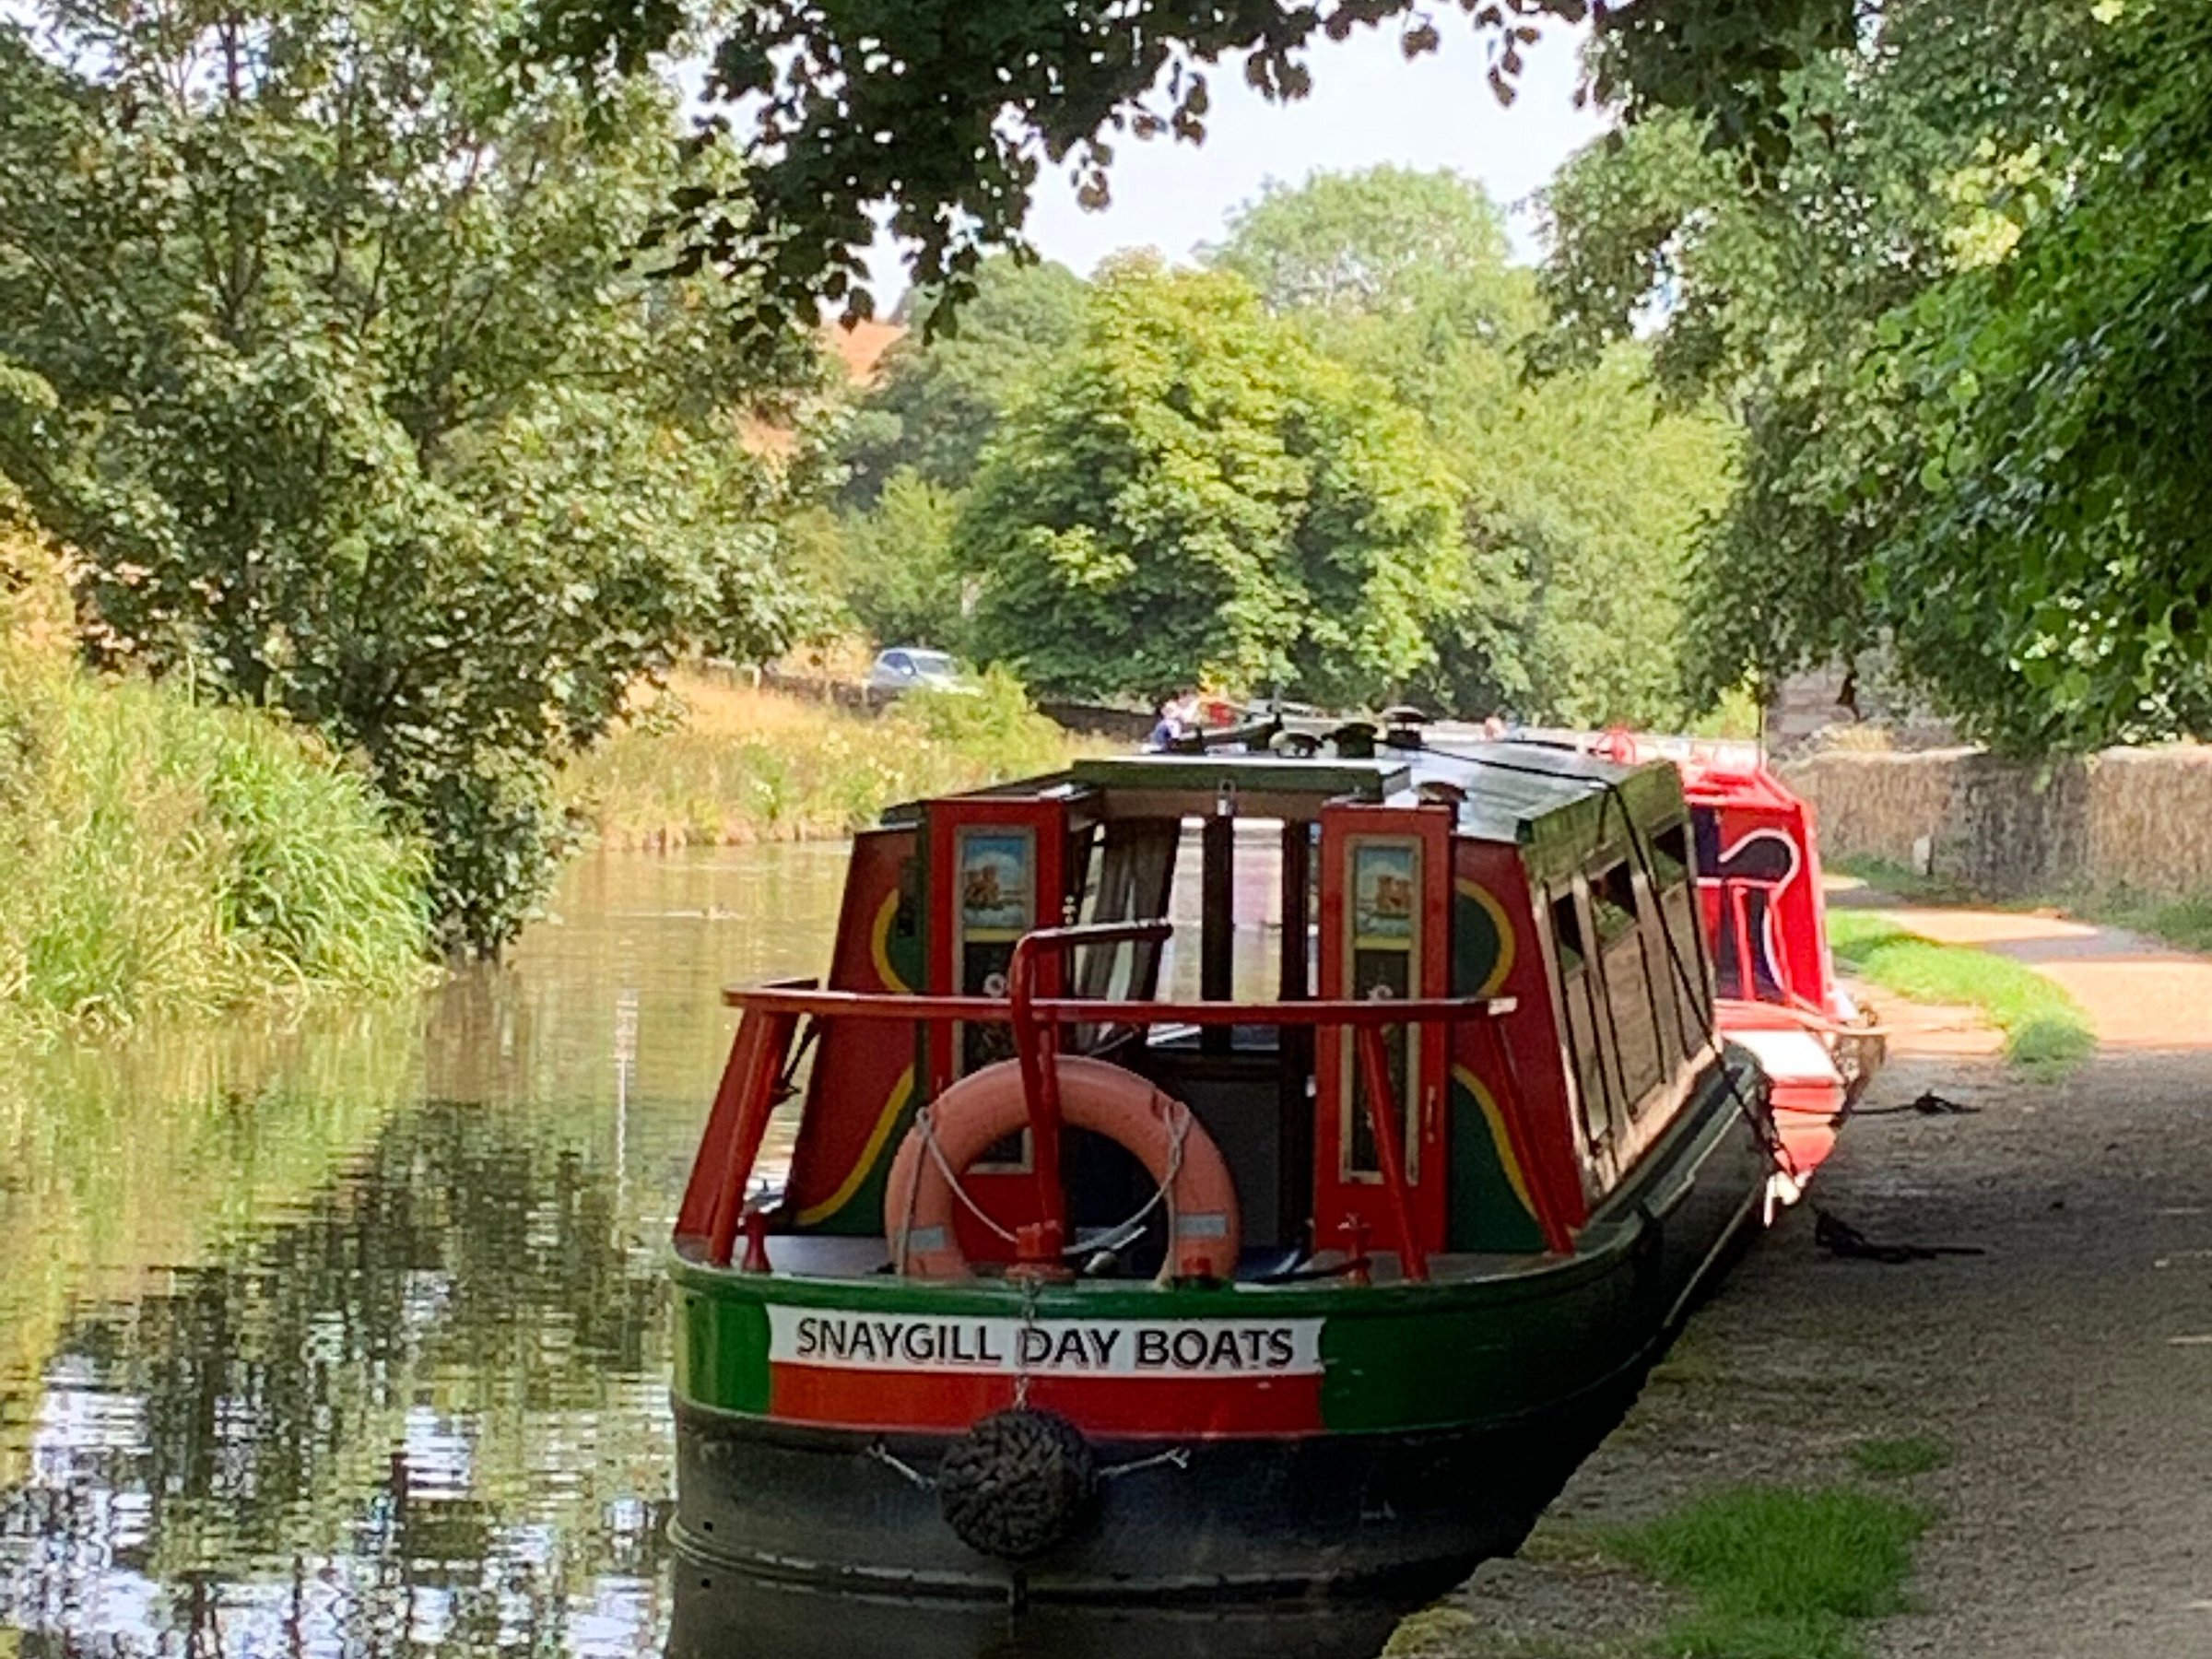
883;1056;1241;1281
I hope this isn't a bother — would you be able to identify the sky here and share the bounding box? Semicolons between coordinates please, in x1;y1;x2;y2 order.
866;18;1608;301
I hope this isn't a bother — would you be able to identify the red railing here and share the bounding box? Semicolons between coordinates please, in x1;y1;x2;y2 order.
681;924;1535;1279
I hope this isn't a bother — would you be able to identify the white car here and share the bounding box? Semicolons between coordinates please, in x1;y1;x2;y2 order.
864;647;969;697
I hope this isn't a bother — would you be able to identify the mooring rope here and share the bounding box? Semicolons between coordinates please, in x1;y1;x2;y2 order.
912;1104;1023;1246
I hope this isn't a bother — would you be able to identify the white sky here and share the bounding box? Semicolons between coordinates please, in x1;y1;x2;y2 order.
866;18;1607;300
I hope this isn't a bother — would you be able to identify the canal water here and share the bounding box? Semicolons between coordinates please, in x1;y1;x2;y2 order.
0;848;1414;1658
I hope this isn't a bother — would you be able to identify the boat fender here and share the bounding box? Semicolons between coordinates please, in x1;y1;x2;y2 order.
937;1407;1099;1561
884;1056;1242;1280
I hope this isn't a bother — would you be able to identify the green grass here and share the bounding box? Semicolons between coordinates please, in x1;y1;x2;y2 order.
1604;1486;1929;1659
1833;854;2212;959
2079;888;2212;956
1849;1435;1953;1479
1828;855;1975;907
1825;910;2096;1074
1;524;429;1035
562;668;1100;850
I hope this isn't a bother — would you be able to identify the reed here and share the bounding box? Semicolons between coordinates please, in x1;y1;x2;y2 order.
0;527;429;1035
562;669;1099;851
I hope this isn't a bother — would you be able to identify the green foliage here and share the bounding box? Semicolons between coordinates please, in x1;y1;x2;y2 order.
0;517;428;1034
1875;4;2212;751
1207;167;1734;724
835;470;971;653
525;0;1871;332
961;262;1465;706
1826;911;2096;1075
0;3;818;951
1606;1485;1928;1659
840;260;1088;508
1550;0;2212;753
1209;166;1535;341
1476;348;1737;727
1850;1436;1953;1479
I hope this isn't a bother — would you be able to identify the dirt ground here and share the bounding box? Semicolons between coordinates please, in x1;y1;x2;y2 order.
1394;894;2212;1659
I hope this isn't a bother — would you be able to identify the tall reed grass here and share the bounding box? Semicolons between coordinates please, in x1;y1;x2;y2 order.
562;669;1098;850
0;521;430;1035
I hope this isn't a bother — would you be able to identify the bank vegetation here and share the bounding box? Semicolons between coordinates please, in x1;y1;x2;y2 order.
560;671;1092;851
0;509;429;1039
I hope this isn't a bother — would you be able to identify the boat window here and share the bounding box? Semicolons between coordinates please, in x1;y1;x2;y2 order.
1653;876;1710;1062
1158;818;1282;1003
1549;888;1585;976
1074;819;1178;1006
1549;885;1613;1151
1592;861;1639;945
1599;924;1665;1112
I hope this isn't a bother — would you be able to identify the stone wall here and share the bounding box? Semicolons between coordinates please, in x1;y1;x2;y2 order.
1782;745;2212;898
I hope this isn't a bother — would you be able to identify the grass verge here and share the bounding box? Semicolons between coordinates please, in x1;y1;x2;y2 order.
1833;855;2212;959
1603;1485;1928;1659
1825;910;2095;1073
561;669;1100;850
2073;888;2212;956
1849;1435;1953;1479
2;520;430;1036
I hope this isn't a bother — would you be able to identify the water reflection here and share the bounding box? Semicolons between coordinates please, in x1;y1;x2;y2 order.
0;848;846;1657
0;846;1422;1658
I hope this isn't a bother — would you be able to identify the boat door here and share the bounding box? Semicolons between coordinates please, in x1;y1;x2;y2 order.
923;794;1089;1092
919;793;1090;1257
1314;801;1453;1263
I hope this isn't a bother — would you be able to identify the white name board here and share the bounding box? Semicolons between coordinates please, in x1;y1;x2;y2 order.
767;1307;1324;1378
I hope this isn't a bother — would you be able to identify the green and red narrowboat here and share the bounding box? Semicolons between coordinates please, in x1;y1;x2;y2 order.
670;729;1785;1602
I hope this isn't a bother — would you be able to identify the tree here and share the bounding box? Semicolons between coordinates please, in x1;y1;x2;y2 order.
0;4;818;948
1873;3;2212;749
526;0;1863;335
1209;166;1535;338
838;259;1088;508
1206;166;1735;725
1541;0;2212;750
961;262;1465;705
837;469;971;651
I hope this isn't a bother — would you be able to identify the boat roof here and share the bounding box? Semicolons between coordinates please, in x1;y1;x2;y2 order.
912;737;1688;881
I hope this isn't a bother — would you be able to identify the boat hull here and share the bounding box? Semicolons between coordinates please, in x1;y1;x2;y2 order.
672;1377;1637;1598
668;1053;1772;1601
668;1567;1412;1659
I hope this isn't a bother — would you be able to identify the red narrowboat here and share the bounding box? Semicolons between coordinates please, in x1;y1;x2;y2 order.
1574;732;1882;1184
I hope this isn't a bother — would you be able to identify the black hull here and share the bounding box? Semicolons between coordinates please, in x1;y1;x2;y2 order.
667;1566;1413;1659
670;1376;1641;1603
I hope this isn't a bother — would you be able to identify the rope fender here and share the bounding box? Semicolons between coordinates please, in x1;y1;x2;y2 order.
938;1407;1099;1561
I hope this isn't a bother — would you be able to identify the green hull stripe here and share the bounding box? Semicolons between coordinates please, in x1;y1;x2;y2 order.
672;1060;1767;1435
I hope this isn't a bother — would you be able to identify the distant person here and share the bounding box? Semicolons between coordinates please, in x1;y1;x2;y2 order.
1147;700;1183;751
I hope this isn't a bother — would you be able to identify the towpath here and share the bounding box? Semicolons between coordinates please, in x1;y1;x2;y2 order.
1396;887;2212;1659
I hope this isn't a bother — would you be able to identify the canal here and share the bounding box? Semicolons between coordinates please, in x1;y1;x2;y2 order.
0;847;1413;1658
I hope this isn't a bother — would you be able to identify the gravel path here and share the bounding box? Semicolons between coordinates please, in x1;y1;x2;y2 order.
1397;890;2212;1659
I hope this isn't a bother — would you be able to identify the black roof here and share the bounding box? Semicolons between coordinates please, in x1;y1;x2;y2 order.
1054;740;1686;882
